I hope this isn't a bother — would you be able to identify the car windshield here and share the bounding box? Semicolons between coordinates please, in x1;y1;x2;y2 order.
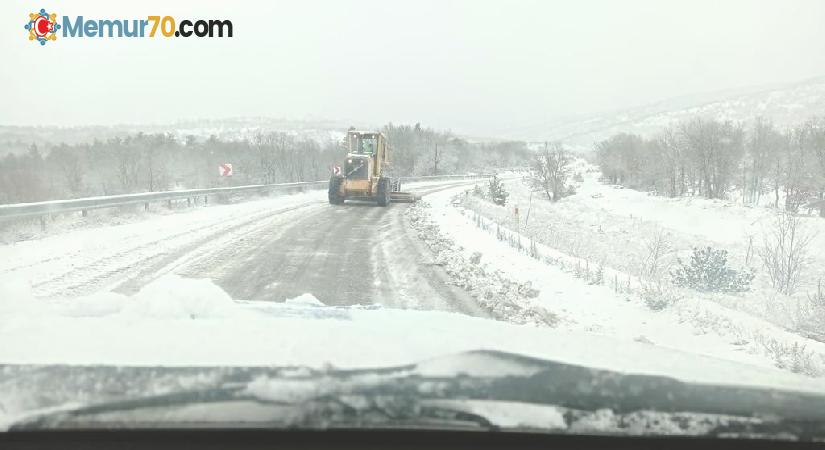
2;0;825;441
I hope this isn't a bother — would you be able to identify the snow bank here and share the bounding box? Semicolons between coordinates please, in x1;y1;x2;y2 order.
422;182;825;378
284;294;325;307
405;202;555;326
0;276;42;317
1;274;244;321
4;273;825;397
121;275;238;319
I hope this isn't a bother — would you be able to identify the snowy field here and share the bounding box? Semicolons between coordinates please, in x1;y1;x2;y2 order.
426;171;825;377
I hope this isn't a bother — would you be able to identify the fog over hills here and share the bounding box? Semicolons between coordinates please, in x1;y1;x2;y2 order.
518;75;825;150
4;75;825;155
0;118;363;156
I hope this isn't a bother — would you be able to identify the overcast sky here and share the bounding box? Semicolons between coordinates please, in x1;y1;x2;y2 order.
2;0;825;137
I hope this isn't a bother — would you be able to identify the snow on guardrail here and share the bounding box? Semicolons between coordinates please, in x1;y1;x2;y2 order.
0;174;492;220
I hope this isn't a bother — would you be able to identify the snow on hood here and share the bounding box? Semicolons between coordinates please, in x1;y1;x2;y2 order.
1;275;825;395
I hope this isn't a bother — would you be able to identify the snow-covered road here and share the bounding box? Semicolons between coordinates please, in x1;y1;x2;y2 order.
1;181;487;315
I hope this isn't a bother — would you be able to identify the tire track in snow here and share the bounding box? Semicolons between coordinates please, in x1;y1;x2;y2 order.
26;201;322;297
192;181;494;316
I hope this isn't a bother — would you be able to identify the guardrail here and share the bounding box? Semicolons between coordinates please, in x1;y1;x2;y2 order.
0;181;328;221
805;198;825;217
806;198;825;208
0;174;491;224
399;174;491;183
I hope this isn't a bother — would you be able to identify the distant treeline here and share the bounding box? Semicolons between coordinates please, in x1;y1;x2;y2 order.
595;117;825;214
0;123;530;204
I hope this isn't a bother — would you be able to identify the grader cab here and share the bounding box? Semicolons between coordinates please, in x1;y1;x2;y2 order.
328;131;417;206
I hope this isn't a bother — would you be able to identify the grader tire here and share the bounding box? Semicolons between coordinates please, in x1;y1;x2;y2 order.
377;178;390;207
328;177;344;205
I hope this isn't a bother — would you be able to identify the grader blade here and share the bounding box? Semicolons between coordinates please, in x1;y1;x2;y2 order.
390;192;419;203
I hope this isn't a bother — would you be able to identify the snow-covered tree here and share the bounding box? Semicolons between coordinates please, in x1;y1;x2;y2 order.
488;174;509;206
671;247;754;293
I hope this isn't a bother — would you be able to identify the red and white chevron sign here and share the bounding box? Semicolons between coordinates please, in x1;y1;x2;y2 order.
219;163;233;177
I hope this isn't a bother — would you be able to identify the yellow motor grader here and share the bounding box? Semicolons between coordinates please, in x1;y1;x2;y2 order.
328;131;417;206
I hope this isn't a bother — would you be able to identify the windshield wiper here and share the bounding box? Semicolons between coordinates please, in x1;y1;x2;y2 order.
7;350;825;438
10;387;499;432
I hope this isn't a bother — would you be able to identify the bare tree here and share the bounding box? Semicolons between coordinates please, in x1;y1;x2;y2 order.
47;144;84;196
0;146;50;203
115;143;141;193
658;127;684;197
253;132;278;184
432;142;440;175
758;212;817;295
765;131;790;208
783;125;813;212
809;279;824;307
595;133;643;185
745;118;779;205
680;119;744;199
641;227;673;281
805;118;825;217
140;134;173;192
531;142;572;202
0;123;535;205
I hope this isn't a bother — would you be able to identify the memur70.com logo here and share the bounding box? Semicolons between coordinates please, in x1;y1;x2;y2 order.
25;8;233;46
25;9;60;45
